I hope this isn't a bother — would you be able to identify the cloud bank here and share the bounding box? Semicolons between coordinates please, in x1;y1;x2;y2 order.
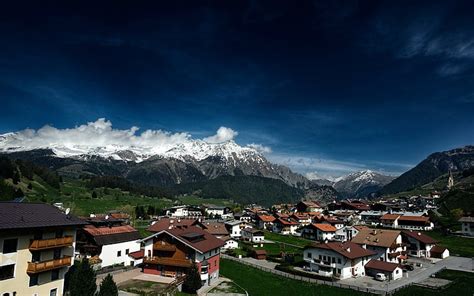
0;118;243;154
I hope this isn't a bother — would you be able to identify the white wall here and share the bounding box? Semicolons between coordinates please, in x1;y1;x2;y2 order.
100;240;141;267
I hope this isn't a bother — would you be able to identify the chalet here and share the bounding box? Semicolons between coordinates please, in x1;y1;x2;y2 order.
241;228;265;243
272;218;299;235
320;216;345;230
220;236;238;250
255;214;276;230
76;217;141;268
380;214;434;231
290;213;312;226
380;214;401;228
225;220;243;238
165;206;203;218
401;230;448;259
296;201;323;213
301;224;337;241
202;222;229;240
334;225;368;242
359;211;385;225
303;241;376;279
459;217;474;236
364;259;403;280
204;205;233;219
351;228;406;263
340;201;371;212
0;202;86;296
141;225;225;286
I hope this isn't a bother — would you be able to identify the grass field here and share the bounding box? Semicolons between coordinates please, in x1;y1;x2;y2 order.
176;195;235;207
424;230;474;257
220;259;367;296
263;230;312;248
394;269;474;296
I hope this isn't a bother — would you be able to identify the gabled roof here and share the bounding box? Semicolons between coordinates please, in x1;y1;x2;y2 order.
430;245;448;254
0;202;86;230
306;241;376;259
351;228;401;248
147;218;204;232
256;214;276;222
203;222;229;236
380;214;401;221
365;259;400;272
142;225;225;254
299;201;321;208
128;250;144;259
402;230;438;244
242;228;264;235
312;223;337;232
82;224;141;245
275;218;299;226
398;216;430;222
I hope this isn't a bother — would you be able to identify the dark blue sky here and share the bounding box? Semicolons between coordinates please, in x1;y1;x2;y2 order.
1;1;473;177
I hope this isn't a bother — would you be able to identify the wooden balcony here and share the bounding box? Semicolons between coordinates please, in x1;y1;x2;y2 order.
27;256;72;274
153;242;176;252
29;236;74;251
143;256;192;268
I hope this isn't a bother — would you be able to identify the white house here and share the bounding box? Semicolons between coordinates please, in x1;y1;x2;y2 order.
301;223;337;241
459;217;474;236
255;215;276;230
77;223;142;268
272;218;299;235
380;214;434;231
225;220;243;238
351;228;407;263
241;228;265;243
334;225;368;242
221;236;239;250
303;242;376;279
204;206;233;219
165;205;203;218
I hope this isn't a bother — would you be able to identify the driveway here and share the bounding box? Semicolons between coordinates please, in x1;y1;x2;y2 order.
238;257;279;269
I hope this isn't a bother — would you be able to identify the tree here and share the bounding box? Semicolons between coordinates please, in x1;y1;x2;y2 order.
98;274;118;296
27;183;33;190
67;259;97;296
450;208;464;221
182;263;202;294
12;170;20;185
92;191;98;199
147;205;155;216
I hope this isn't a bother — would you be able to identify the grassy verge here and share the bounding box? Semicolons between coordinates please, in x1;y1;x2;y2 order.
424;230;474;257
394;269;474;296
220;259;367;296
263;231;312;248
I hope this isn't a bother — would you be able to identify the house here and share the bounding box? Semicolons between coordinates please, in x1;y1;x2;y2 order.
238;213;253;223
301;224;337;241
459;217;474;236
380;214;401;228
241;228;265;243
76;217;141;268
364;259;403;280
291;213;312;226
351;228;406;263
165;206;203;218
0;202;86;296
254;249;267;260
272;218;299;235
255;214;276;230
204;205;233;219
225;220;243;238
202;222;229;240
303;241;376;279
296;201;323;213
220;236;238;250
141;224;225;286
359;211;385;225
380;214;434;231
401;230;441;258
340;201;371;212
429;245;450;259
334;225;368;242
320;216;345;230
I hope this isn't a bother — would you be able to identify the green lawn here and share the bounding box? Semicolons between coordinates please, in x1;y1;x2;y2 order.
220;259;368;296
394;270;474;296
177;195;235;207
424;230;474;257
263;231;312;248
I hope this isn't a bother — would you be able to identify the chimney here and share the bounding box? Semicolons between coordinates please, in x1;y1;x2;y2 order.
346;247;351;253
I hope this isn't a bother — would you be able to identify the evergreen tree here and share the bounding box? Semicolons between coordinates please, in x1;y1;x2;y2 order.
182;263;202;294
92;191;98;199
12;170;20;185
68;259;97;296
27;183;33;190
147;205;155;216
97;274;118;296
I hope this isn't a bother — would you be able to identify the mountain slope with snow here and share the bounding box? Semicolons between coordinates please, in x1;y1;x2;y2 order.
333;170;395;198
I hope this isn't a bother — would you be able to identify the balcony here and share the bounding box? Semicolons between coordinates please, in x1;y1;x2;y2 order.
27;256;72;274
29;236;74;251
311;259;336;268
153;242;176;252
143;256;192;268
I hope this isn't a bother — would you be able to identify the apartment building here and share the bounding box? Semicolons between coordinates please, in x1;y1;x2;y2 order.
0;202;86;296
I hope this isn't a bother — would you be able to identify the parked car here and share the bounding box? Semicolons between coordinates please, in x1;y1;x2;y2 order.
402;264;414;271
375;273;387;281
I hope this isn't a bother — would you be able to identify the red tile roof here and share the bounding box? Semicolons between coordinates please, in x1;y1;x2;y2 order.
276;218;299;225
203;222;229;236
402;230;438;244
257;215;276;222
380;214;401;221
128;250;144;259
430;245;447;254
147;218;203;232
398;216;430;222
365;259;400;272
312;223;337;232
83;224;138;236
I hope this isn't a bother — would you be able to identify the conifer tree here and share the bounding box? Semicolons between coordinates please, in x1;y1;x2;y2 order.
97;274;118;296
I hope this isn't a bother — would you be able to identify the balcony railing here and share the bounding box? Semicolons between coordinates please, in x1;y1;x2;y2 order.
27;256;72;274
308;259;336;268
143;256;192;268
29;236;74;251
153;243;176;252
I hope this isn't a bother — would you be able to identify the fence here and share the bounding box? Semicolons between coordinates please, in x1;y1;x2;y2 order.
221;254;424;295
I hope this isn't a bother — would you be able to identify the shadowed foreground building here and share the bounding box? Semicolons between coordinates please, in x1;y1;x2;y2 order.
0;202;86;296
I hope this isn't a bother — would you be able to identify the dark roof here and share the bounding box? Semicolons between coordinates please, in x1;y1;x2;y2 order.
0;202;86;230
147;218;204;232
365;259;400;272
306;242;376;259
402;230;438;244
254;250;267;255
82;225;141;245
430;245;447;254
203;222;229;236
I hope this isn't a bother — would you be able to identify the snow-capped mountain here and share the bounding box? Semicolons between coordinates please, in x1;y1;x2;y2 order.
333;170;395;198
0;132;308;188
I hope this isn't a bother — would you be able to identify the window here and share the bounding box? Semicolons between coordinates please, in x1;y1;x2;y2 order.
2;239;18;254
332;257;335;263
55;230;63;238
32;251;41;262
0;264;15;280
125;249;129;255
307;252;312;259
50;289;57;296
337;258;342;264
53;249;61;260
117;251;121;257
51;269;59;281
29;275;39;286
319;255;322;260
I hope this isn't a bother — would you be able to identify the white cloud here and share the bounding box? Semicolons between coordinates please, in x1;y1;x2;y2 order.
203;126;238;143
246;143;272;154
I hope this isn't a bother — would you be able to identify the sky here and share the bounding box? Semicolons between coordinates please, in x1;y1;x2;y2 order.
1;1;474;179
